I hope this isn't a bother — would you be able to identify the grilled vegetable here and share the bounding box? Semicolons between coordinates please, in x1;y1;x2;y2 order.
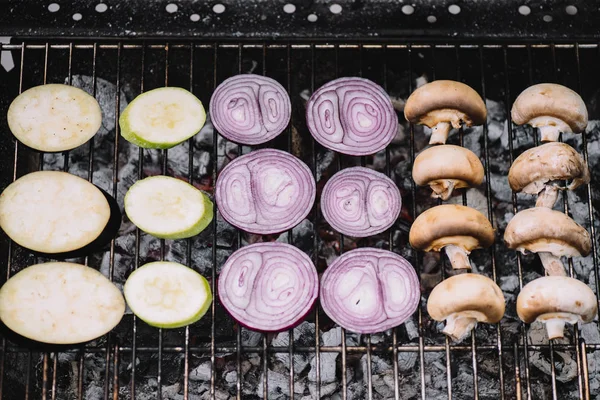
320;248;420;334
218;243;318;331
7;84;102;152
124;261;212;328
306;77;397;155
119;87;206;149
321;166;401;237
124;175;213;239
215;149;315;235
0;262;125;344
0;171;117;255
210;74;291;145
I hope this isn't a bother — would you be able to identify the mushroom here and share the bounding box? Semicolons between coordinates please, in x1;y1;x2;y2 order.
504;207;591;276
404;80;487;145
508;142;589;208
413;145;484;200
511;83;588;143
409;205;494;270
517;276;597;340
427;273;505;342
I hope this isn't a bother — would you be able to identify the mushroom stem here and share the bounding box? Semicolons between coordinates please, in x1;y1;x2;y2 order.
538;252;567;276
538;125;561;142
429;121;452;145
544;318;566;340
535;186;559;208
442;314;478;342
430;180;456;201
444;245;472;270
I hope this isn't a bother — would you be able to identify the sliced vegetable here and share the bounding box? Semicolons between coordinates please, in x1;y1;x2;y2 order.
321;166;401;237
124;261;212;329
124;175;213;239
218;242;318;331
119;87;206;149
427;274;505;342
320;248;420;334
7;84;102;152
306;77;398;155
0;262;124;344
215;149;315;234
210;74;291;145
0;171;112;254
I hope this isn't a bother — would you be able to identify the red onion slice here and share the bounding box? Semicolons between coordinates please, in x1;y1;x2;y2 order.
218;242;319;331
321;167;401;237
306;77;398;155
320;248;420;334
210;74;291;145
215;149;316;234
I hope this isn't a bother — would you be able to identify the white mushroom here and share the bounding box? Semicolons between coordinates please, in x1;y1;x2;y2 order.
427;273;505;342
504;207;591;276
404;80;487;145
409;205;495;270
508;142;589;208
517;276;597;340
511;83;588;142
413;145;484;200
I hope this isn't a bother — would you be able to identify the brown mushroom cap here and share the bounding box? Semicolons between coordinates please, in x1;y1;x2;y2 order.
404;80;487;128
427;273;505;324
517;276;597;324
409;204;494;252
504;207;591;257
508;142;590;193
511;83;588;133
413;144;484;190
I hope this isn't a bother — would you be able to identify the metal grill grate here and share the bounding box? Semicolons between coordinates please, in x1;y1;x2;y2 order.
0;41;599;400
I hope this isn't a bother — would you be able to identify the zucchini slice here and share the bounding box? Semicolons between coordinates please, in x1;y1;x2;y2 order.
119;87;206;149
7;84;102;152
124;261;212;328
124;175;213;239
0;262;125;344
0;171;112;254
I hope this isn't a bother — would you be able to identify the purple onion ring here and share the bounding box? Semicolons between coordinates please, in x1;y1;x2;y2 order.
321;167;401;237
218;242;318;331
210;74;291;145
320;248;420;334
215;149;315;234
306;77;398;155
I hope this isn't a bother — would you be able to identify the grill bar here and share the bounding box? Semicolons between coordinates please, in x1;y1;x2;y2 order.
0;40;599;400
309;42;323;400
479;45;506;398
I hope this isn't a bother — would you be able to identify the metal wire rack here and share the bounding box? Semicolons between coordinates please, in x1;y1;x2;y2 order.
0;40;599;400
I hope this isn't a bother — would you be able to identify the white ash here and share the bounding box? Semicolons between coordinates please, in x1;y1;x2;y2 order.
308;381;338;397
241;328;263;347
415;75;428;88
447;188;490;221
255;370;290;399
271;322;314;373
308;352;338;383
190;361;212;382
397;352;418;371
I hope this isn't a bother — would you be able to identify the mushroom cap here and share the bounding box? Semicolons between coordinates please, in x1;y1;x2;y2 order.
409;204;494;252
413;145;484;188
511;83;588;133
504;207;591;257
517;276;597;324
508;142;590;193
427;273;505;323
404;80;487;128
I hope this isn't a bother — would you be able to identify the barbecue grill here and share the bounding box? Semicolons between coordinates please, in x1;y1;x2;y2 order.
1;1;600;399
